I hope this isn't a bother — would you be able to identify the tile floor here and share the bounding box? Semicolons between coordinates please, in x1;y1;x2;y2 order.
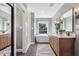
17;44;55;56
36;44;55;56
17;44;37;56
0;46;11;56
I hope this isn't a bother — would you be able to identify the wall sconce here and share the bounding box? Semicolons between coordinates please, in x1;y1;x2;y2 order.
74;7;79;12
74;7;79;19
60;16;64;23
60;16;63;21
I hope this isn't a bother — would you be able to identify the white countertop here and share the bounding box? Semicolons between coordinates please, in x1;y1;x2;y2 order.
0;32;9;35
0;32;4;35
50;33;76;38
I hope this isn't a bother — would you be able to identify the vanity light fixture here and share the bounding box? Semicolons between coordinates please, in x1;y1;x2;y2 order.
74;7;79;12
60;16;64;23
60;16;63;21
74;7;79;19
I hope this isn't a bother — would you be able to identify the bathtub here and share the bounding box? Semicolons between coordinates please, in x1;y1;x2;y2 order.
36;35;49;43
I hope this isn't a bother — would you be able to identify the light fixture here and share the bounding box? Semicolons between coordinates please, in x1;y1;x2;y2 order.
60;16;63;21
49;3;54;7
60;16;64;23
74;7;79;12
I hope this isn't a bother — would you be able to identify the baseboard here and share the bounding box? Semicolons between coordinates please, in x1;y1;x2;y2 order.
16;49;23;52
37;42;49;44
22;43;31;53
17;43;31;53
31;42;35;44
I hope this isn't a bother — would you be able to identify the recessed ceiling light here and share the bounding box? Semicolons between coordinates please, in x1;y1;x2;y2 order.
49;3;54;7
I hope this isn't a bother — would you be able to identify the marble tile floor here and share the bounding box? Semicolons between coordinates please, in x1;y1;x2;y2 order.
16;44;55;56
0;46;11;56
17;44;37;56
36;44;55;56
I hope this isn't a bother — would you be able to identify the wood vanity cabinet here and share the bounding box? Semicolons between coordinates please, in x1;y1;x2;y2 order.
0;35;11;50
49;36;75;56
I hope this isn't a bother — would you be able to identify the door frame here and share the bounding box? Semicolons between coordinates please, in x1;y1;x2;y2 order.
7;3;14;56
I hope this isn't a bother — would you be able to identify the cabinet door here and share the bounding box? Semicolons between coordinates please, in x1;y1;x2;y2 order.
60;38;75;56
49;36;53;48
53;37;59;55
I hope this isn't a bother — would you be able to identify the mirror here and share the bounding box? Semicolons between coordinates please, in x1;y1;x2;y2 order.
0;3;12;56
60;9;73;32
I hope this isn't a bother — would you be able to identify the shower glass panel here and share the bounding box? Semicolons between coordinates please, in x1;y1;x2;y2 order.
0;3;12;56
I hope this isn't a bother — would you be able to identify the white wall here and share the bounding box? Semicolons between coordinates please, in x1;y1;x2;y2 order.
27;11;31;45
23;10;31;53
22;8;32;53
52;20;56;34
14;4;32;53
35;18;52;36
35;18;56;42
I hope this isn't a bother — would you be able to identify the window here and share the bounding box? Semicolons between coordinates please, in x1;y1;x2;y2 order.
37;21;48;35
39;23;47;34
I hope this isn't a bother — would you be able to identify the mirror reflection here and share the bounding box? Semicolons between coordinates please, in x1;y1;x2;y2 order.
0;4;11;56
60;9;73;32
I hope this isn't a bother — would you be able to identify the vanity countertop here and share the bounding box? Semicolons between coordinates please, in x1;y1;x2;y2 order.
0;32;4;35
50;33;76;38
0;32;10;36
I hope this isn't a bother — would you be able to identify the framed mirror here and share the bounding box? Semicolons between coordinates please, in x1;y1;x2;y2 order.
60;9;74;32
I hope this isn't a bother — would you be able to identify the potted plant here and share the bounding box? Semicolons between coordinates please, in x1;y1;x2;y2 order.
59;29;65;34
54;21;60;33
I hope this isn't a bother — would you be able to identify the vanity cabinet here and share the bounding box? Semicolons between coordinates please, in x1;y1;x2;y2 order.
0;35;11;50
49;36;75;56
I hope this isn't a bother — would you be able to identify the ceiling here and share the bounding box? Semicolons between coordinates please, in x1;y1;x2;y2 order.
53;3;79;20
0;4;11;19
27;3;64;18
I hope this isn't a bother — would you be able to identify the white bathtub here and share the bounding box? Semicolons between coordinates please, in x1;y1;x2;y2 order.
36;35;49;42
